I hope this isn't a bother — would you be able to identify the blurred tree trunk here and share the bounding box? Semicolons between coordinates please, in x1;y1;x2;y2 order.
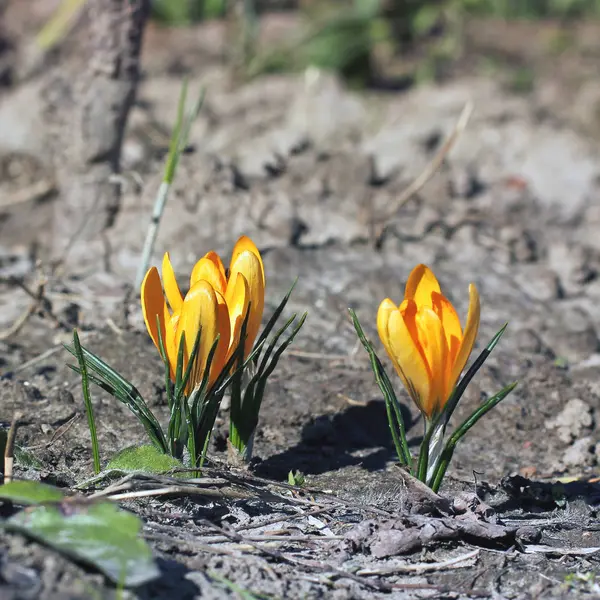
49;0;150;272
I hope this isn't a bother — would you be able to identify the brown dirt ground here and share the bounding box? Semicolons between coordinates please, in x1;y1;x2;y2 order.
2;5;600;599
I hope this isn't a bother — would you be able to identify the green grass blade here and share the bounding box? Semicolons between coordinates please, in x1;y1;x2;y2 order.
252;280;297;364
349;309;412;470
438;323;508;431
245;312;307;428
66;344;168;454
429;381;517;492
155;315;174;411
72;330;101;474
164;78;189;185
134;82;205;289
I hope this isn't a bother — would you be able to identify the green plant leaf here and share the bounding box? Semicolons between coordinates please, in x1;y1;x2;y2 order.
106;445;183;474
0;481;65;505
438;323;508;432
65;343;168;454
72;329;101;474
429;381;518;492
4;501;159;587
349;309;412;470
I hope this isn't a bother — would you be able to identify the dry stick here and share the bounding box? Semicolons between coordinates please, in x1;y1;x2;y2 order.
26;413;80;450
4;413;22;484
196;519;481;595
372;100;474;243
106;485;250;502
357;549;480;576
0;275;70;340
196;518;392;593
235;506;332;532
193;466;396;517
143;532;240;557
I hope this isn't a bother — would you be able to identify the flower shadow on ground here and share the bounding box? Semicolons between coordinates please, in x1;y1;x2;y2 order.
255;399;417;479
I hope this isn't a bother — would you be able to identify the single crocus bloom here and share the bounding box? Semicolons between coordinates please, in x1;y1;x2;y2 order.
377;265;480;420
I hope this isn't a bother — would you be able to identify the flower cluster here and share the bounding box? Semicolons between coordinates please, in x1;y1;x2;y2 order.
69;244;513;491
141;236;265;390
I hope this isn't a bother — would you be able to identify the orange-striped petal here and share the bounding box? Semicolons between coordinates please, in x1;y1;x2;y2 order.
387;308;431;414
230;236;265;286
177;280;219;392
203;251;227;292
450;283;480;389
415;307;448;416
190;257;228;294
431;291;463;391
228;249;264;356
162;253;183;314
404;264;441;309
225;273;250;360
400;298;429;373
141;267;167;354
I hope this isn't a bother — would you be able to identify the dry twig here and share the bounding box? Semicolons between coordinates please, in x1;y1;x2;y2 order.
372;100;474;243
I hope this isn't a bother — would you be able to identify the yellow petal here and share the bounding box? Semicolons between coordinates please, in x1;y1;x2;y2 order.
177;280;219;392
204;251;227;290
378;299;412;395
387;307;431;415
190;257;227;294
450;283;480;389
415;307;448;416
431;291;463;389
212;290;231;383
162;253;183;314
404;264;441;309
230;236;265;286
228;249;264;356
377;298;397;355
225;272;250;360
141;267;167;354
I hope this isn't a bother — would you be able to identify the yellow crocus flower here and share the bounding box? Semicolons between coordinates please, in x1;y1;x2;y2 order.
377;264;480;420
140;236;265;391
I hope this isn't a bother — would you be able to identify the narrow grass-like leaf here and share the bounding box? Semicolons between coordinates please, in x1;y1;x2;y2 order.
155;314;174;411
255;312;307;390
252;280;297;364
429;382;517;492
65;345;168;453
72;330;101;474
256;313;298;375
134;82;206;289
164;78;189;185
438;324;508;431
230;312;307;459
349;309;412;470
174;326;202;402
